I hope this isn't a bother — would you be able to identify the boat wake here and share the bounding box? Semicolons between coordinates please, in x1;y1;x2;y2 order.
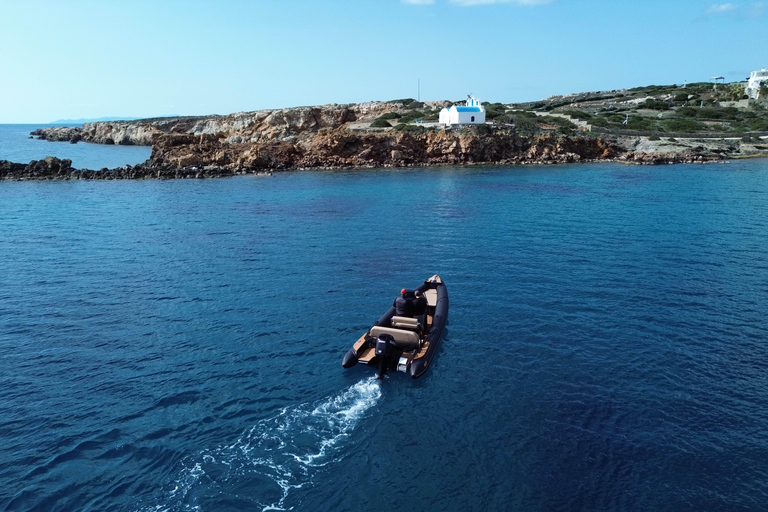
142;377;381;512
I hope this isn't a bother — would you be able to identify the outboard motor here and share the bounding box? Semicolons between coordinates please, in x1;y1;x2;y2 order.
375;333;395;379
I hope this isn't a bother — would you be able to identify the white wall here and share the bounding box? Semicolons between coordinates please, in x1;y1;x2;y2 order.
440;106;486;126
439;108;451;125
456;111;485;124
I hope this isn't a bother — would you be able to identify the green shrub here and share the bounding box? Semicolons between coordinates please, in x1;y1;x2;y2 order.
397;111;425;124
732;117;768;131
388;98;414;105
648;135;661;141
561;109;592;119
665;119;708;132
510;116;539;135
720;83;749;102
370;118;393;128
394;123;426;133
681;83;712;96
677;107;698;118
627;116;660;131
668;137;677;142
537;116;577;129
644;98;669;110
606;114;626;123
629;85;661;94
482;102;506;120
379;112;402;120
398;109;439;123
472;124;493;136
697;107;739;121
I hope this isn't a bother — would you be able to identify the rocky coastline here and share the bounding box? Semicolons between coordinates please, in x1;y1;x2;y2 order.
6;100;765;181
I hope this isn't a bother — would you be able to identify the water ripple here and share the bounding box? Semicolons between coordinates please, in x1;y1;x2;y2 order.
2;162;768;511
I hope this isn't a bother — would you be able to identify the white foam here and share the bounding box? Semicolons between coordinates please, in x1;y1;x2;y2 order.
140;377;381;512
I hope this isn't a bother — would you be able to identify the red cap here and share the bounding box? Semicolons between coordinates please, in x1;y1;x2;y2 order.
401;288;407;295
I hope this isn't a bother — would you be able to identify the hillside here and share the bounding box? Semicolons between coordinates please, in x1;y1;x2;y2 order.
504;82;768;136
12;83;768;179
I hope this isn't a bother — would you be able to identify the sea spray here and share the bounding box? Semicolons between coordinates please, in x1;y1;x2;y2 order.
145;377;381;512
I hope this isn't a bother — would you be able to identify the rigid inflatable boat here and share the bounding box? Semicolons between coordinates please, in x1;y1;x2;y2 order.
342;275;448;379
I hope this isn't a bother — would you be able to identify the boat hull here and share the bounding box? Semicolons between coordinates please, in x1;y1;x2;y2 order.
342;275;448;379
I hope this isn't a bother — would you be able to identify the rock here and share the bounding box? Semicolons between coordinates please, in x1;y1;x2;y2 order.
23;99;749;179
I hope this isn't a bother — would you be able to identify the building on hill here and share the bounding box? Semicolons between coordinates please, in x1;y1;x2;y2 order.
439;96;486;126
746;68;768;99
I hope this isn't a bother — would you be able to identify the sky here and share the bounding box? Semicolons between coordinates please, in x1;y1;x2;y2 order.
0;0;766;123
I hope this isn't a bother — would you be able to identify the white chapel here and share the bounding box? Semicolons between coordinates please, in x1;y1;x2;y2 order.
439;96;486;126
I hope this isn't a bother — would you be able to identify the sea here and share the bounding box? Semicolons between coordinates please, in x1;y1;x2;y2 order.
1;123;768;511
0;124;152;170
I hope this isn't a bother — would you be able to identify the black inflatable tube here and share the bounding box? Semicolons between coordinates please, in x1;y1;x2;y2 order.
342;278;448;377
409;282;448;378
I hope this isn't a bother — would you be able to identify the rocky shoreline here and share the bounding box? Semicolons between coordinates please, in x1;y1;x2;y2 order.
7;101;766;181
0;157;254;181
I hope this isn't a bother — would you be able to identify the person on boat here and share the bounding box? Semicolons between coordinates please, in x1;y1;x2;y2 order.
412;290;428;331
413;290;427;317
393;288;413;317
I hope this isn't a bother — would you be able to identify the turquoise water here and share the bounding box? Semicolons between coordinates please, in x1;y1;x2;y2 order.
2;160;768;511
0;124;151;169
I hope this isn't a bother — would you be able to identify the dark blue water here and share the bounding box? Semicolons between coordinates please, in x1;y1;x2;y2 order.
0;125;151;169
2;161;768;511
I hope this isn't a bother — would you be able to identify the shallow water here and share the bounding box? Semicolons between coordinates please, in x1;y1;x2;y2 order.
1;161;768;511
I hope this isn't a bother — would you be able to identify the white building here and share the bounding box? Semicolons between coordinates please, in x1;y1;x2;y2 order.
439;96;486;126
746;68;768;99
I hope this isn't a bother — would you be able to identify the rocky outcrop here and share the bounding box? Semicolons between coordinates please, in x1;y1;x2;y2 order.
30;102;418;146
146;128;621;171
0;157;259;181
33;121;169;146
31;126;83;143
22;99;761;181
618;152;717;164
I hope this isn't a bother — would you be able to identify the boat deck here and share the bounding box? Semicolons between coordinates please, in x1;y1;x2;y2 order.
354;312;433;365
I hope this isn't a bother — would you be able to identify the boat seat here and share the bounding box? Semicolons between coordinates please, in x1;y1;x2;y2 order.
391;316;419;331
369;326;420;350
424;289;438;307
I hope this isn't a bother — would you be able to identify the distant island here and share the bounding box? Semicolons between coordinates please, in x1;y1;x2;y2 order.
3;81;767;180
49;116;142;125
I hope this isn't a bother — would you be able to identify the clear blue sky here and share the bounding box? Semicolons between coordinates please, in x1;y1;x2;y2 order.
1;0;766;122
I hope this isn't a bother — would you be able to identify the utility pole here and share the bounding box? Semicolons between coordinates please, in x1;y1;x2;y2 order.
418;78;420;102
